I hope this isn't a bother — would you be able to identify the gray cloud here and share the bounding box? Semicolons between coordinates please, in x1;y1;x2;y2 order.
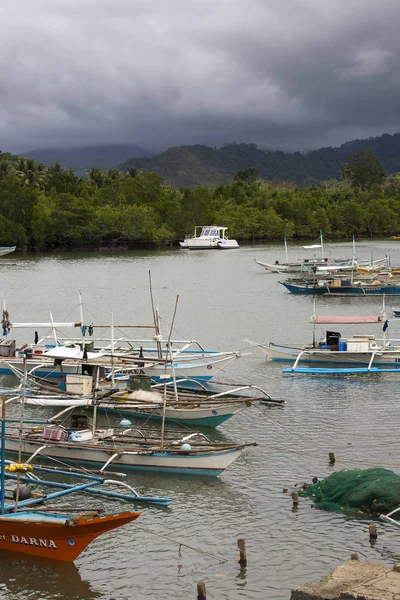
0;0;399;153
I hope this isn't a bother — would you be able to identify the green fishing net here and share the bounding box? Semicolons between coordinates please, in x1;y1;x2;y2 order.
300;468;400;515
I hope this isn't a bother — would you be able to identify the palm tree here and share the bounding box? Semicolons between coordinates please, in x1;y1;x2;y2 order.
0;162;10;180
104;168;125;185
86;166;105;188
13;158;48;190
127;167;140;178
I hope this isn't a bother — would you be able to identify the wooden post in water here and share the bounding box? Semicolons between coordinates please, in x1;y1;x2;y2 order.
351;552;359;561
238;538;247;566
197;581;206;600
291;491;299;507
369;523;378;540
329;452;336;464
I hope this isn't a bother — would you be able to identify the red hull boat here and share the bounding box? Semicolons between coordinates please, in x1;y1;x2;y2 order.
0;510;140;562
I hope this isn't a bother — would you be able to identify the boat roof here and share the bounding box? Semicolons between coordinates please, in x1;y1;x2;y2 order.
198;225;227;230
312;315;382;324
43;346;101;360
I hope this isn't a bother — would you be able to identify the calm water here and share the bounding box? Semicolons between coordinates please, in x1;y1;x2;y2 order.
2;239;400;600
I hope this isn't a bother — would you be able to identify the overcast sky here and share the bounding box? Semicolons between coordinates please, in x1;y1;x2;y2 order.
1;0;399;153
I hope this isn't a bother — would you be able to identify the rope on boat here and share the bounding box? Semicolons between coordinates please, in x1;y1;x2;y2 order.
134;526;228;564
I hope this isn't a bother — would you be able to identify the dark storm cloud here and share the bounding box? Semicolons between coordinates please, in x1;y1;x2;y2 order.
0;0;399;152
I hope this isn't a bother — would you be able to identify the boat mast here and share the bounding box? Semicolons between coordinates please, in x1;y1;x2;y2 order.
14;355;27;511
284;236;289;264
0;397;5;514
320;229;324;259
382;294;387;346
79;289;85;345
161;295;179;450
110;312;115;387
50;311;58;346
351;234;356;286
312;298;316;347
148;271;162;359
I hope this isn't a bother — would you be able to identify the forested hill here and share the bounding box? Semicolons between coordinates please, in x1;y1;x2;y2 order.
120;133;400;187
20;144;150;176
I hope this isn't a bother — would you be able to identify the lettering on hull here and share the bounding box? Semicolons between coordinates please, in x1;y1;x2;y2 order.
0;534;58;548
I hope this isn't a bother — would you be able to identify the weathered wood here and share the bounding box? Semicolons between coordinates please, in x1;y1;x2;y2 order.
328;452;336;464
197;581;206;600
238;538;247;566
291;491;299;506
369;523;378;539
351;552;359;561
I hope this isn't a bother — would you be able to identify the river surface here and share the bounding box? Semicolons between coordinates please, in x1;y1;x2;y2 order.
2;239;400;600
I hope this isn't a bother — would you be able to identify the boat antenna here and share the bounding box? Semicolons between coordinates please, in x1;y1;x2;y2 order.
161;294;179;450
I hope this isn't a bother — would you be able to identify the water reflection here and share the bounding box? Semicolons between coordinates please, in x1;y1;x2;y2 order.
0;553;103;599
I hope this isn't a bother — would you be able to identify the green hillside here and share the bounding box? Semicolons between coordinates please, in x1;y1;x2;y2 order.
120;133;400;187
20;144;150;176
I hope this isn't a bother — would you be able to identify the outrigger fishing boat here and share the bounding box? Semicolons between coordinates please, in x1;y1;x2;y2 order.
0;400;142;562
254;232;357;274
5;424;257;477
249;300;400;374
4;359;258;476
5;357;280;427
0;301;241;383
279;279;400;295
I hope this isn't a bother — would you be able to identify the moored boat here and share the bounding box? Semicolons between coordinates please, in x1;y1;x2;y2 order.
279;280;400;295
4;429;256;476
180;226;239;250
0;509;140;562
0;246;16;257
250;305;400;373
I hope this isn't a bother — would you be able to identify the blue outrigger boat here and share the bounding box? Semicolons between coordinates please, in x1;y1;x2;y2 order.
279;281;400;295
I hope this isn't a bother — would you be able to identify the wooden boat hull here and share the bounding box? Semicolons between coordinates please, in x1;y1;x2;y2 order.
0;246;16;257
4;437;250;476
260;343;400;367
0;510;139;562
24;397;251;427
0;353;238;382
279;281;400;295
99;401;250;427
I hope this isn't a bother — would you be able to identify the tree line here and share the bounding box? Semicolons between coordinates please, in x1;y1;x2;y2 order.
0;148;398;252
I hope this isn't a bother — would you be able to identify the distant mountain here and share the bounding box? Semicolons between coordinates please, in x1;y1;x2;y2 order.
20;144;151;175
120;133;400;187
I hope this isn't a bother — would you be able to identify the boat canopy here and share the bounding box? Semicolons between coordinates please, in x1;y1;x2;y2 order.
312;315;382;324
302;244;322;249
43;346;100;360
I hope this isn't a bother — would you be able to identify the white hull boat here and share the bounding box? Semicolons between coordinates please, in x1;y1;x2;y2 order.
180;226;239;250
1;350;240;382
250;305;400;373
0;246;16;257
4;433;255;477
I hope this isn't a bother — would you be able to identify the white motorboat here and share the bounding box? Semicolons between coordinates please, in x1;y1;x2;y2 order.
180;226;239;250
0;246;16;257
